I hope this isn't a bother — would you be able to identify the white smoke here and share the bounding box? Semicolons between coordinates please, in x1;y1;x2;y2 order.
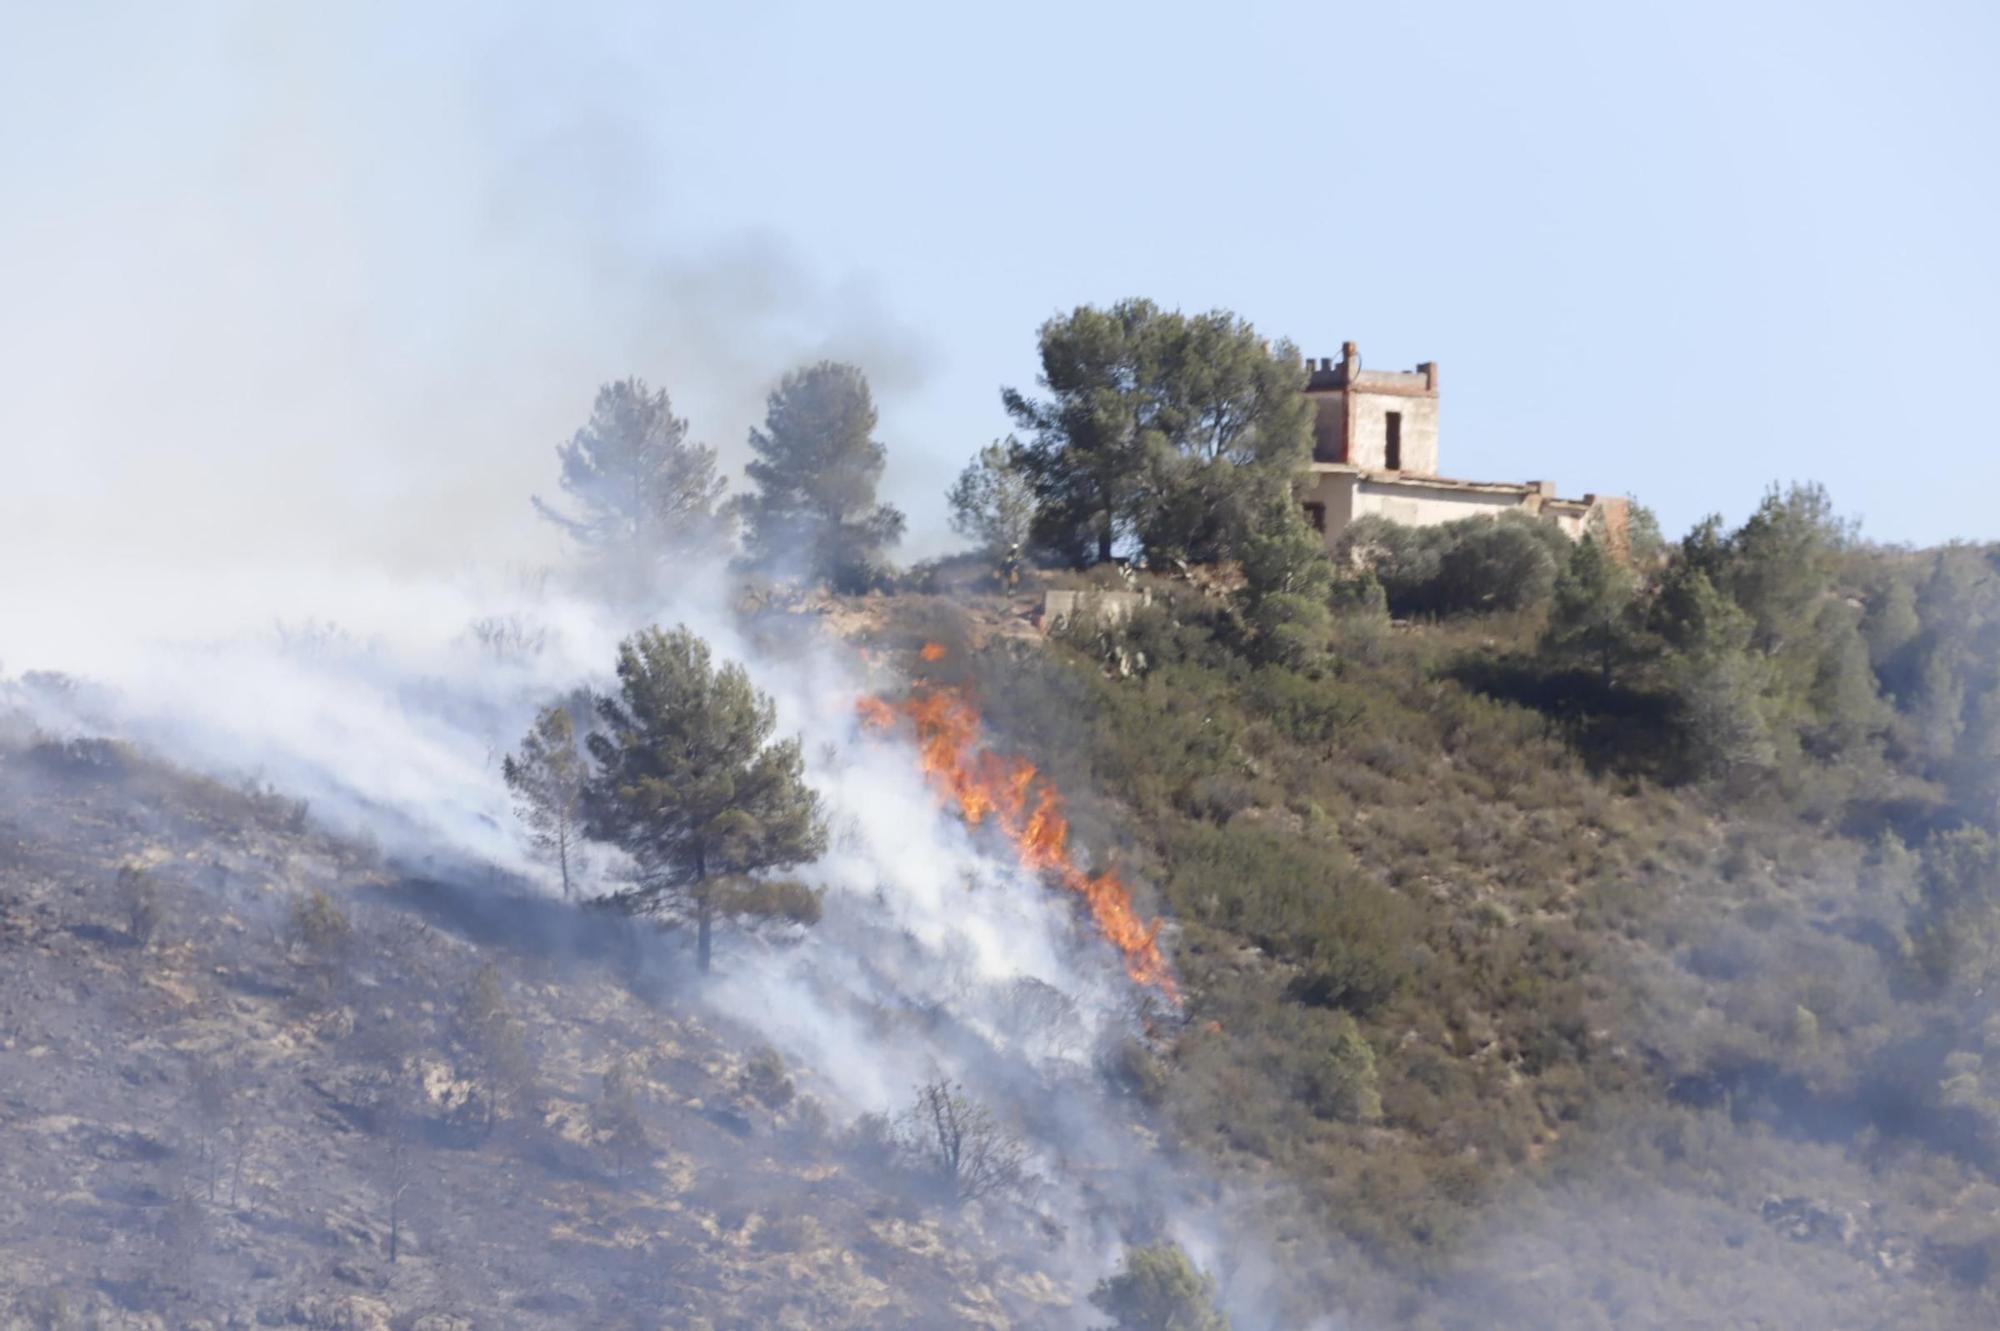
0;7;1269;1314
2;554;1264;1315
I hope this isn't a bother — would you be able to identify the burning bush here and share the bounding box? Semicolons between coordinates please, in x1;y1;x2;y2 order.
859;646;1179;1002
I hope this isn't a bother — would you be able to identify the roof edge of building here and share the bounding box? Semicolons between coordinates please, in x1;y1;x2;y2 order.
1308;463;1618;510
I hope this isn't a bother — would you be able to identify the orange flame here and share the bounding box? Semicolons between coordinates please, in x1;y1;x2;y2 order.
858;644;1180;1003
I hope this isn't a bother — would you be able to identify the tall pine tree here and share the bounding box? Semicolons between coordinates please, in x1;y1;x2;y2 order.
1003;300;1312;566
738;361;906;592
534;378;732;596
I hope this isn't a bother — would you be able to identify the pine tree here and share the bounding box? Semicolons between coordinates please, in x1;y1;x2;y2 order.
1653;564;1778;781
502;699;589;901
1542;534;1639;686
738;361;906;592
533;378;731;595
1313;1012;1383;1125
584;627;827;972
1003;300;1313;566
946;438;1037;566
1238;505;1334;667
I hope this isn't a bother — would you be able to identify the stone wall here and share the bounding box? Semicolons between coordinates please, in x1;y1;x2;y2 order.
1040;588;1148;633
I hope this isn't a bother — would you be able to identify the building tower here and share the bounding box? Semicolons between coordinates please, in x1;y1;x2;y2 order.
1303;341;1440;474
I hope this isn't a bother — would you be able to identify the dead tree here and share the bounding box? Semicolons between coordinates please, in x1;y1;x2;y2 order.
188;1056;256;1209
371;1070;426;1264
895;1078;1027;1205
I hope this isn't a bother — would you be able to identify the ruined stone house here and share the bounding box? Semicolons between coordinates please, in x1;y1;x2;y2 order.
1298;341;1627;551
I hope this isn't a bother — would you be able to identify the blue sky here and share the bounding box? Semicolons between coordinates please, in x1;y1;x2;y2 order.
2;0;1995;573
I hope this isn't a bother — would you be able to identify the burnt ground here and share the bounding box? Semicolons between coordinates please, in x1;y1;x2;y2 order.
0;736;1073;1330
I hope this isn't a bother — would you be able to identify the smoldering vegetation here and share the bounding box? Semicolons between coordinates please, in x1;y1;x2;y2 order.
3;258;1999;1331
0;550;1257;1328
0;725;1089;1328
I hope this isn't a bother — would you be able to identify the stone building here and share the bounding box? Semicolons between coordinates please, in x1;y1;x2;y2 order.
1298;341;1626;551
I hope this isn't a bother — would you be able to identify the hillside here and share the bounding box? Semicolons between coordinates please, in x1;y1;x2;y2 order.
6;505;2000;1331
0;734;1072;1330
864;558;2000;1329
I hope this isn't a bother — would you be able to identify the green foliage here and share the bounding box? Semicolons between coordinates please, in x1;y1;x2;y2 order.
1667;633;1778;783
1340;512;1569;617
1883;545;2000;821
585;626;827;971
533;377;731;596
1862;570;1922;676
1239;509;1335;666
1004;299;1313;565
1089;1243;1233;1331
1723;482;1851;655
895;491;2000;1303
1243;592;1331;670
946;438;1037;560
1476;483;1924;795
502;698;589;900
1165;823;1414;1014
1541;534;1641;685
1911;827;2000;991
711;874;823;927
1305;1010;1383;1124
739;360;907;591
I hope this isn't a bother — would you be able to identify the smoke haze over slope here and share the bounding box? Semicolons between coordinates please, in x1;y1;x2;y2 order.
0;3;943;593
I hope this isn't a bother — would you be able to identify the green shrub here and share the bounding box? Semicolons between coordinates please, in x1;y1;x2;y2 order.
1341;513;1568;618
1090;1243;1233;1331
1303;1010;1383;1124
1163;823;1416;1013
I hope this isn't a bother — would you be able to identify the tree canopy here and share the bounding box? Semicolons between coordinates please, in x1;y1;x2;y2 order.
1003;300;1314;566
501;698;590;901
738;360;907;592
946;438;1037;563
584;626;826;972
1089;1244;1233;1331
533;378;732;595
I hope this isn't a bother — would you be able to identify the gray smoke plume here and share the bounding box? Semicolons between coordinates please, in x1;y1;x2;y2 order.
0;3;945;597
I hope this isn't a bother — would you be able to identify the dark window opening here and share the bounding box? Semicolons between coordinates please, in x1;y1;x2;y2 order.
1303;502;1326;534
1385;412;1403;471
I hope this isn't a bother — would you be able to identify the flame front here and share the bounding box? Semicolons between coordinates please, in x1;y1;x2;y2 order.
859;646;1180;1003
